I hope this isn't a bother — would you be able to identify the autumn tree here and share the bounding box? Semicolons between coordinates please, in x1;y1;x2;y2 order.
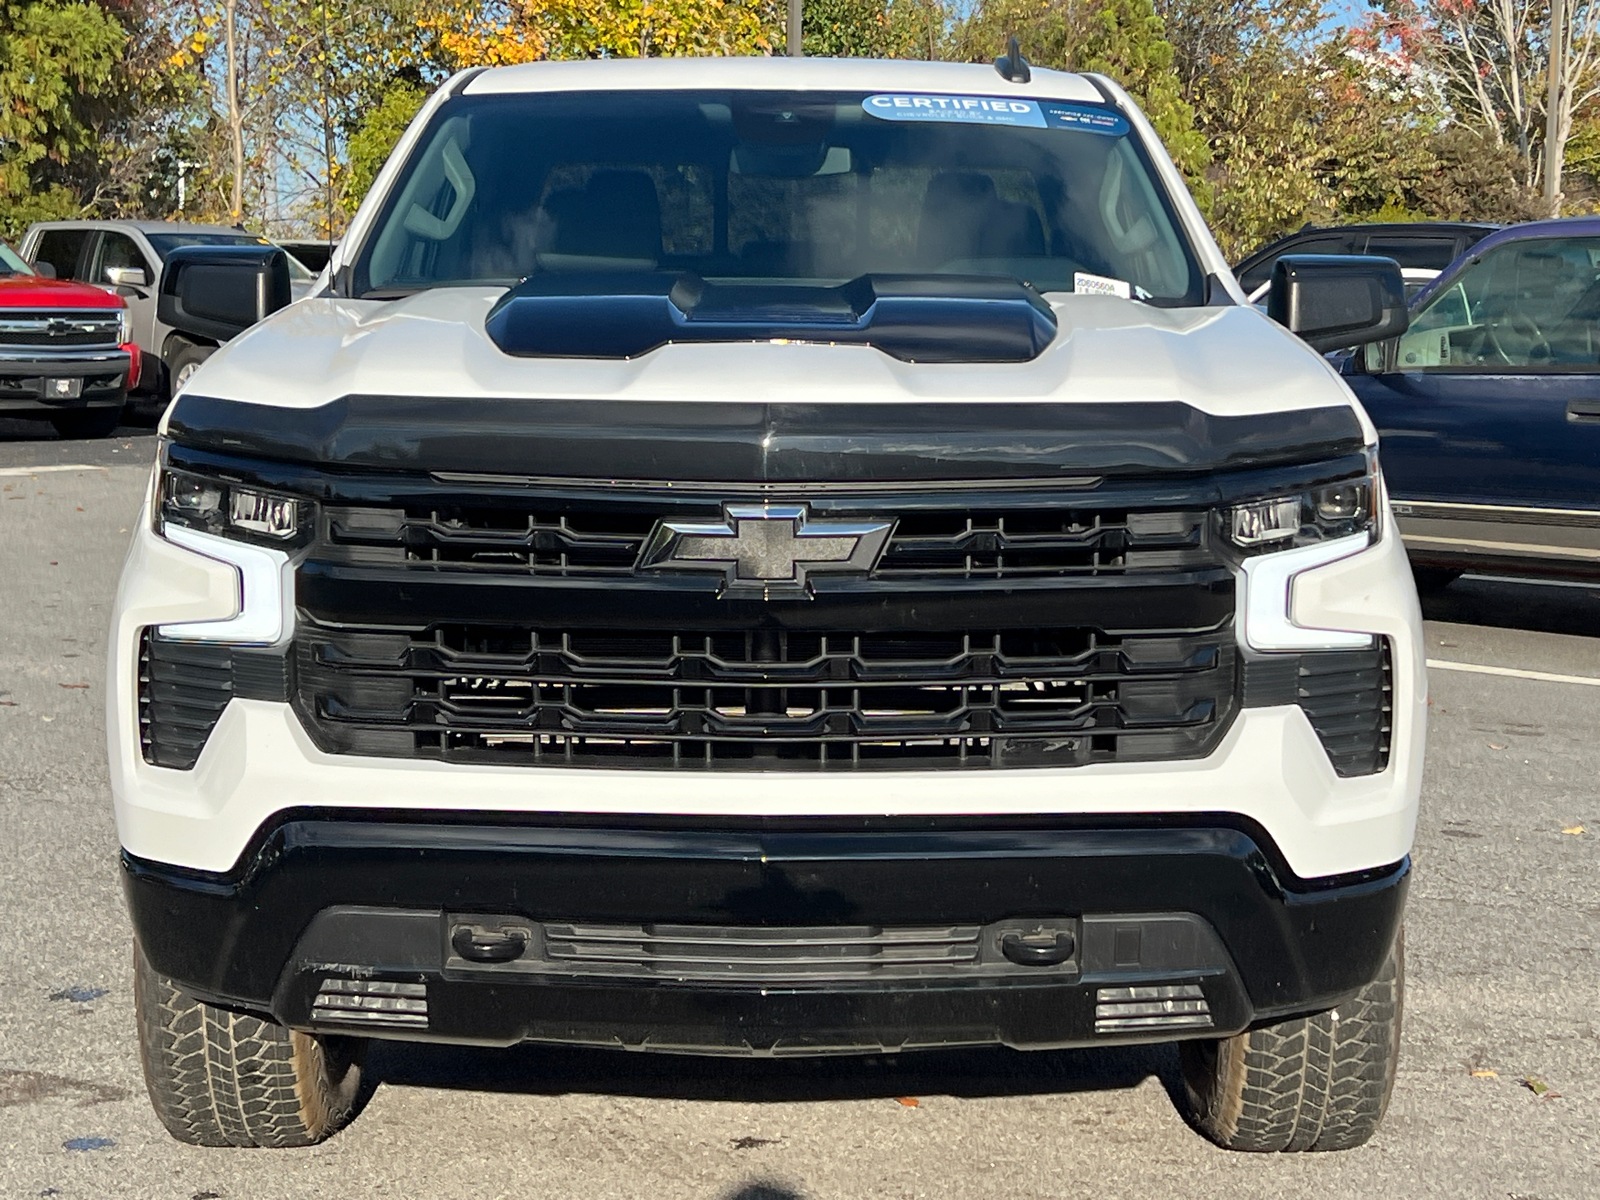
950;0;1211;191
0;0;127;238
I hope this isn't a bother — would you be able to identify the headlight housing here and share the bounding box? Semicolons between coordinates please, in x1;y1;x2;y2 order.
1225;476;1377;554
156;466;309;547
118;307;133;344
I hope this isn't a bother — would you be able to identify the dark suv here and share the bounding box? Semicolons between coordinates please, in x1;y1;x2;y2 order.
1236;222;1498;303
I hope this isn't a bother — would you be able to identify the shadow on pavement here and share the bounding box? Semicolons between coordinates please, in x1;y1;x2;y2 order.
366;1039;1181;1106
0;400;163;443
1421;575;1600;639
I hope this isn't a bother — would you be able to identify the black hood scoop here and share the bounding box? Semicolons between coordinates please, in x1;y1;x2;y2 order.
484;272;1058;363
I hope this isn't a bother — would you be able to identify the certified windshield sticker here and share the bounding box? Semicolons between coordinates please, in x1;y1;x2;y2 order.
862;95;1130;136
1042;104;1129;136
863;95;1047;127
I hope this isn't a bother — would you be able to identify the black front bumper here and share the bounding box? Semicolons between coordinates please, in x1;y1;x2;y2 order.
0;348;129;411
125;814;1408;1055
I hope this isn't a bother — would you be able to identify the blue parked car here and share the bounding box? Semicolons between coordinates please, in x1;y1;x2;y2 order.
1343;218;1600;589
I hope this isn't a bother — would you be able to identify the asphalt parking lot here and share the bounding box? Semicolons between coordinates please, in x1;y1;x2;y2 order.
1;420;1596;1200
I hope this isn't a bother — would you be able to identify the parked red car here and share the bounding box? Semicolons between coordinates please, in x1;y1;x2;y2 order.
0;241;137;438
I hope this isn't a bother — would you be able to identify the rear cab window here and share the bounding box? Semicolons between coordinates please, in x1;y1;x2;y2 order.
32;228;93;281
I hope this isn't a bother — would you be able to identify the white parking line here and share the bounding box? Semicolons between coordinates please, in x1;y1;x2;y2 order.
0;464;108;476
1428;659;1600;686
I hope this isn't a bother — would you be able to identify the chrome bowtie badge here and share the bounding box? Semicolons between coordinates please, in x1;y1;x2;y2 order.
639;504;893;596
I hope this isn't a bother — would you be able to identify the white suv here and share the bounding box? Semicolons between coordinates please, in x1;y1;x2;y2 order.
109;55;1423;1152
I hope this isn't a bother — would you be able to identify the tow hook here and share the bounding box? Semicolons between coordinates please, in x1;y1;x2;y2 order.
1000;929;1076;967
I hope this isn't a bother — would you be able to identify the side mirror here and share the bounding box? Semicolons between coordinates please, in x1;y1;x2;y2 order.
32;261;56;279
157;245;291;344
1268;255;1408;353
105;265;149;289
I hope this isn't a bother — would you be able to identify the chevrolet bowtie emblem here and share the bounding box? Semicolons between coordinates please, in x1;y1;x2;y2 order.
639;504;893;596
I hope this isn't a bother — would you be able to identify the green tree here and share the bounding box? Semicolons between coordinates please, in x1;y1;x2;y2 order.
951;0;1210;193
344;79;426;211
0;0;127;238
800;0;943;57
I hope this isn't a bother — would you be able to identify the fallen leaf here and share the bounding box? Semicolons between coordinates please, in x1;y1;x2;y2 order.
0;701;16;707
1488;743;1506;750
49;561;57;566
75;506;83;512
1521;1076;1549;1096
58;683;90;690
1564;825;1585;836
895;1096;920;1108
1470;1069;1498;1078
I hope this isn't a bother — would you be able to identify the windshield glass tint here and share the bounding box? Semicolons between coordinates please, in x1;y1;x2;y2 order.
0;243;31;275
356;90;1202;303
1395;236;1600;370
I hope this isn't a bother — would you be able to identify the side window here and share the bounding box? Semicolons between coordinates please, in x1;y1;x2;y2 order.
32;229;91;280
1238;236;1351;295
1363;238;1457;271
95;232;149;283
1393;237;1600;371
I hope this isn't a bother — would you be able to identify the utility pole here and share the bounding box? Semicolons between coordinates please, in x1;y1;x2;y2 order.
1545;0;1567;217
176;160;194;214
788;0;801;56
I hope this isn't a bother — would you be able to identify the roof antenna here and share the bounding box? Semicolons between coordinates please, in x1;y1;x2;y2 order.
994;36;1031;84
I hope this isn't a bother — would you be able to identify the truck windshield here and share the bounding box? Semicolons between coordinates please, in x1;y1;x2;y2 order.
356;89;1204;305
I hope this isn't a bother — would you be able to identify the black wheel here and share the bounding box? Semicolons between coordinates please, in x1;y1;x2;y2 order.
133;943;366;1147
49;407;122;440
1179;929;1403;1152
1411;566;1462;594
167;339;215;395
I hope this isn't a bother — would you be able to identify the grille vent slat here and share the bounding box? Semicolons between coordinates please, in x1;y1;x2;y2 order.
321;503;1210;581
293;620;1238;771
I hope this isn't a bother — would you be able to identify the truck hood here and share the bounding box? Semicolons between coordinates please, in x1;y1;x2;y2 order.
0;276;125;308
165;287;1372;482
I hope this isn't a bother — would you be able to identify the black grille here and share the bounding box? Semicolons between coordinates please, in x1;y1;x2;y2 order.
463;918;1083;984
0;372;125;396
0;311;121;348
138;632;292;770
321;501;1209;580
139;633;233;769
293;619;1237;770
1296;642;1393;777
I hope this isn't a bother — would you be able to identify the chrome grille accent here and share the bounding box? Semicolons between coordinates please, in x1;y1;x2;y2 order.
0;310;122;348
310;978;428;1028
1094;983;1212;1033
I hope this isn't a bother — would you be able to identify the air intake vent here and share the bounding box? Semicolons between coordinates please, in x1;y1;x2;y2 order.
1094;983;1212;1033
310;978;428;1028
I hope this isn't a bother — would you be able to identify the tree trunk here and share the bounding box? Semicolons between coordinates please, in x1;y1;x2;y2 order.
226;0;243;222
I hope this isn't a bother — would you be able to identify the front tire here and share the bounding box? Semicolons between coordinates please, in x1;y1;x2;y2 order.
133;944;366;1147
1179;929;1403;1152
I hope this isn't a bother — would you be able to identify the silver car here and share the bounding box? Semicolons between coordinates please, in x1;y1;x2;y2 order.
19;220;315;399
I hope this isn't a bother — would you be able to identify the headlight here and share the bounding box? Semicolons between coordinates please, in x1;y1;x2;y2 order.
1225;476;1377;553
157;467;307;545
118;308;132;344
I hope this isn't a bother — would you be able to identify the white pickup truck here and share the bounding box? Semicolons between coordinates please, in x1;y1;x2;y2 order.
109;55;1422;1152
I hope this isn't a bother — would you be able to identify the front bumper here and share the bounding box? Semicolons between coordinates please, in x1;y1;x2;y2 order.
125;815;1408;1054
0;347;130;412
